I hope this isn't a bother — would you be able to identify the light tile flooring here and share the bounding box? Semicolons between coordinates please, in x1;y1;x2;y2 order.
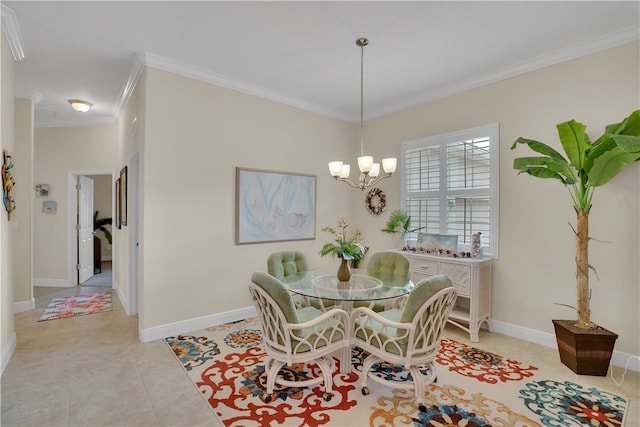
2;281;638;426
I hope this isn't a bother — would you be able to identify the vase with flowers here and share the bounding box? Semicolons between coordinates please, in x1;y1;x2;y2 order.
320;218;367;282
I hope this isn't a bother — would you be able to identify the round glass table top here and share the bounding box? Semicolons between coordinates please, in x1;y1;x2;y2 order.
284;269;413;302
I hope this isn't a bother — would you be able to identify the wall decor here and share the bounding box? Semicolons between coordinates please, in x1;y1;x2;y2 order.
119;166;127;226
421;233;459;254
365;187;386;215
35;184;50;197
236;167;316;244
42;200;57;214
2;150;16;219
115;178;121;229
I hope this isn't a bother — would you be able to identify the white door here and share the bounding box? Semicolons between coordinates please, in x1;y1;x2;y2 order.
78;175;94;283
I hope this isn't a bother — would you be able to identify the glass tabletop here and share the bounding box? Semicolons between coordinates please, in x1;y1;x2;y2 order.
284;269;414;302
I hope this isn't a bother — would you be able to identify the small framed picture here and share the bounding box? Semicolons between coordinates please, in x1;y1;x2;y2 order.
35;184;50;197
42;200;57;214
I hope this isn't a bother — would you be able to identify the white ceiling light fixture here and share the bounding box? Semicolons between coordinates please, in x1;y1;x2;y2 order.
68;99;93;112
328;38;397;190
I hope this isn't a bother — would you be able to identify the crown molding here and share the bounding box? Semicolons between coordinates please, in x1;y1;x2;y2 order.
1;4;26;61
111;52;145;121
34;116;115;129
141;51;348;122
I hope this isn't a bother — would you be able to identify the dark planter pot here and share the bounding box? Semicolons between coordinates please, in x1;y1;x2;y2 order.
552;319;618;376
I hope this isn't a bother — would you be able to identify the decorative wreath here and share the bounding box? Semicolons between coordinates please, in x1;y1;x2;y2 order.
365;187;386;216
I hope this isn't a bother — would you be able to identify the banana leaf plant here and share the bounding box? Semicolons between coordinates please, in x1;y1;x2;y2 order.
94;210;113;245
511;110;640;329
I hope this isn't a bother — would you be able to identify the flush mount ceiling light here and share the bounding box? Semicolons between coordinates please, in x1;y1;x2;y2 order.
328;38;397;190
68;99;93;112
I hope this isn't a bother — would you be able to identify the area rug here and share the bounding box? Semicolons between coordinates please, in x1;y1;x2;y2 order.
165;317;629;427
38;291;112;321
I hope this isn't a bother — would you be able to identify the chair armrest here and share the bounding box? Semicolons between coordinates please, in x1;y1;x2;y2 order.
350;306;413;330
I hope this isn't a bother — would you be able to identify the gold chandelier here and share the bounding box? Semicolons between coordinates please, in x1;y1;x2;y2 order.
328;38;397;190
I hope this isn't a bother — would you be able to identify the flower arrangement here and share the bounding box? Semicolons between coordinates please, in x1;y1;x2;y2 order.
320;218;367;267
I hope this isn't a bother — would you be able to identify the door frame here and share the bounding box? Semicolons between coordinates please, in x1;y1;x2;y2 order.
68;170;114;285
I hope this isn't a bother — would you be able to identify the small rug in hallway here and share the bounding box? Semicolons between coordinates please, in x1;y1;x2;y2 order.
165;318;629;427
38;291;112;321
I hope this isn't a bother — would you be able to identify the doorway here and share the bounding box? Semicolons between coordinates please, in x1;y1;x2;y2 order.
69;171;114;287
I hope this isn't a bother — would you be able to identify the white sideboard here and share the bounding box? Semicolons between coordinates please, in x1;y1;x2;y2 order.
399;251;492;342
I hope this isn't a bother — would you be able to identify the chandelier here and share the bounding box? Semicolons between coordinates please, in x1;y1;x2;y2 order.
328;38;397;190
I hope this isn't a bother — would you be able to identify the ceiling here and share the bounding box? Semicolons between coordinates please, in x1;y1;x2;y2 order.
3;1;639;128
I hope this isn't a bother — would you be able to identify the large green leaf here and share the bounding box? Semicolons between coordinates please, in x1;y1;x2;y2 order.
557;120;589;170
513;156;575;184
588;148;640;187
611;134;640;153
516;166;570;184
511;138;566;159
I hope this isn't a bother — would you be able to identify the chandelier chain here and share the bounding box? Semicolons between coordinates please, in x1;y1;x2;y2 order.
360;40;365;157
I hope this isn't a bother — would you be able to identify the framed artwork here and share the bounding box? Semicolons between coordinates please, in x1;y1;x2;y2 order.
235;167;316;244
35;184;50;197
115;178;121;229
119;166;127;226
42;200;57;214
2;150;16;219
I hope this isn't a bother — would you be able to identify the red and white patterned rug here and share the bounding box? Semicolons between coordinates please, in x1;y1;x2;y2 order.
165;317;628;427
38;291;113;322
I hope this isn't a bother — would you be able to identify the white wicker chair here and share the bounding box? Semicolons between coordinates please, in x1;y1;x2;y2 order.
249;272;350;402
350;274;457;408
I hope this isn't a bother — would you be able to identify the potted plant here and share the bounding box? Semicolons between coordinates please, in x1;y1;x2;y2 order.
93;210;112;274
381;210;423;250
511;109;640;375
320;218;367;281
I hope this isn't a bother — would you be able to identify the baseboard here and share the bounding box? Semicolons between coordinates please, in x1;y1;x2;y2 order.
491;319;640;373
14;298;35;313
113;280;131;316
1;332;16;375
101;256;112;261
139;305;257;342
33;278;75;287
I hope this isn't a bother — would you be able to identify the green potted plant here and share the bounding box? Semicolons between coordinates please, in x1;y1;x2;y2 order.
320;218;367;281
381;210;423;249
511;109;640;375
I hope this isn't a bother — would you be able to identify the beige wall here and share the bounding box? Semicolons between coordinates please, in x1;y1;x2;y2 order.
33;125;117;284
13;98;33;305
359;41;640;355
1;30;16;370
140;67;357;329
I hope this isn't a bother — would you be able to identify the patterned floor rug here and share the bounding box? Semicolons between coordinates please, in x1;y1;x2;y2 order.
165;317;628;427
38;291;113;321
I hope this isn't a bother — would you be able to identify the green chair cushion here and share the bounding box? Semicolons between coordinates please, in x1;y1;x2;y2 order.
399;274;452;324
366;251;410;287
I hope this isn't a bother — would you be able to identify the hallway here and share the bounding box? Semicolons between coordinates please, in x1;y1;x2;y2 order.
1;281;218;426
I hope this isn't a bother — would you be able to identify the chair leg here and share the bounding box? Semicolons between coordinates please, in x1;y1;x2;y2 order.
359;354;381;396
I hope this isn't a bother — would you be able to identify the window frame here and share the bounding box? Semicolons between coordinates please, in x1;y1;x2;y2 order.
400;123;500;258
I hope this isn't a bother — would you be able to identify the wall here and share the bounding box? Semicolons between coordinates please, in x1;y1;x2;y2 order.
358;41;639;356
12;97;33;308
33;125;117;285
1;29;16;372
140;67;356;330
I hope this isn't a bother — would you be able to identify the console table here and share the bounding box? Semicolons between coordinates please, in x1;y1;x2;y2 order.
399;251;492;342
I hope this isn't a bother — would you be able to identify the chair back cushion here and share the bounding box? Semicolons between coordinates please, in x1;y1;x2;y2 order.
251;272;300;324
366;251;410;287
399;274;453;324
267;251;309;283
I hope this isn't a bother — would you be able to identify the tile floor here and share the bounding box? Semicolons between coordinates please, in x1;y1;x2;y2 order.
2;279;638;426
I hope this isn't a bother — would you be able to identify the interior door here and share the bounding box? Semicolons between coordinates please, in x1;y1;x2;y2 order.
78;175;94;283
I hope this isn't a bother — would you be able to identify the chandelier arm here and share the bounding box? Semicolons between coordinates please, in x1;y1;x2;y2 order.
364;173;393;188
333;176;362;189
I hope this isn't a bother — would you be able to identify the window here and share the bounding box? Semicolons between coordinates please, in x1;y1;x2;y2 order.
401;124;499;257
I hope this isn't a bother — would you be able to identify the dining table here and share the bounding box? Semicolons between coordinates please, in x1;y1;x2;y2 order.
283;269;414;373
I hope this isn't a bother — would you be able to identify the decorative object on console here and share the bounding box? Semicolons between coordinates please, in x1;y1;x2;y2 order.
512;109;640;375
381;210;423;250
320;218;367;277
472;232;482;257
328;38;397;190
2;150;16;219
364;187;386;215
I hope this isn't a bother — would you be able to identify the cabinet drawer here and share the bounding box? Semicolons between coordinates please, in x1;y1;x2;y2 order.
411;259;439;275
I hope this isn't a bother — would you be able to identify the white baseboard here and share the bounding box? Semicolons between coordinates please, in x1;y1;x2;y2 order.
491;319;640;373
33;278;74;287
1;332;16;375
113;280;131;316
14;298;35;313
139;305;257;342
